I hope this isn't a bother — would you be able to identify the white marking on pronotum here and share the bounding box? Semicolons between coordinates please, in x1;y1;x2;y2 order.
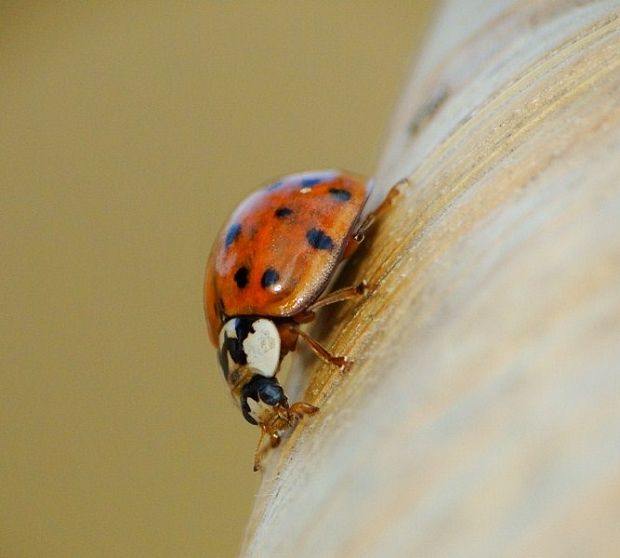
243;319;280;378
218;318;281;378
219;319;237;345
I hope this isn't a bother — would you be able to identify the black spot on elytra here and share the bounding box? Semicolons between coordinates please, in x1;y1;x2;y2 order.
301;176;323;188
306;228;334;250
233;266;249;288
329;188;351;201
261;268;280;289
224;223;242;248
274;207;293;218
266;181;283;191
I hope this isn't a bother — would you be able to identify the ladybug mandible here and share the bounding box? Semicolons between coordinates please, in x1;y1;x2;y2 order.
204;169;400;470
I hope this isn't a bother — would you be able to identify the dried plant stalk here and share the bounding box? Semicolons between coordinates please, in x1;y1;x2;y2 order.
242;2;620;556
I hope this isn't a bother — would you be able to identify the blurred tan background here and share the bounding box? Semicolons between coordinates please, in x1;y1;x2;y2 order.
1;3;433;557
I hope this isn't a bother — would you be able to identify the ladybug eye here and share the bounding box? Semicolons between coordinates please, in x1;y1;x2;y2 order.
257;381;284;406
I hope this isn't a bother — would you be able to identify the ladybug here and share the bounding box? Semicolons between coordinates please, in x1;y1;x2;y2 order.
204;169;401;469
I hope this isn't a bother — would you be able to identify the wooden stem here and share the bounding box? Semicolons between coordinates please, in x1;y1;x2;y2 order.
243;2;620;556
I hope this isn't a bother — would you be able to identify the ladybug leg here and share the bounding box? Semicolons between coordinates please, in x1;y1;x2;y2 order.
306;280;369;312
342;234;363;260
288;401;319;420
345;176;410;254
252;404;318;471
363;180;402;227
288;324;351;371
253;427;281;472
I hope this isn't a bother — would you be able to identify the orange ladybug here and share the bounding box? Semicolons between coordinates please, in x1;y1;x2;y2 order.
204;169;400;469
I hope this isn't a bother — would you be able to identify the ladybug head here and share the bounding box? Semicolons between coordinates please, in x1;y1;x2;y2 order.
218;317;282;384
239;374;288;425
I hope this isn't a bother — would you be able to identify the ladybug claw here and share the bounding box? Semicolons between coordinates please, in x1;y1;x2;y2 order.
341;356;353;372
253;428;282;472
332;354;352;371
356;279;369;295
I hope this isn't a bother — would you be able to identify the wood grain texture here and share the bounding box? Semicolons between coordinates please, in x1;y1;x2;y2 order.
242;1;620;556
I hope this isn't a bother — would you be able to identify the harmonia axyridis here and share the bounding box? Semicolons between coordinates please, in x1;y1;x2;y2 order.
204;169;401;470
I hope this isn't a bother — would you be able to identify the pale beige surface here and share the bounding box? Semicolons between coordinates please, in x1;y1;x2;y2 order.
244;1;620;556
1;3;433;557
